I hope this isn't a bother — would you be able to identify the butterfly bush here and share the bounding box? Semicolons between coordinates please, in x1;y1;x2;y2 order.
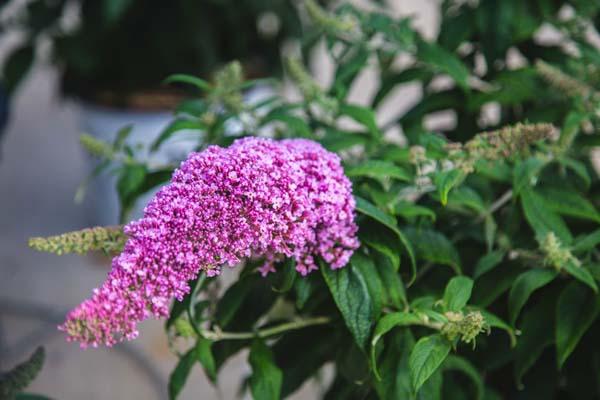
59;137;359;347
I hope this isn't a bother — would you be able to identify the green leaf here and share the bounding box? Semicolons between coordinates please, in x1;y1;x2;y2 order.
473;251;505;279
294;275;314;310
197;338;217;383
520;188;572;244
394;202;436;221
513;158;546;196
112;125;133;150
352;253;384;319
272;258;296;293
404;228;462;274
409;334;451;392
339;103;381;137
508;269;558;326
443;276;474;312
479;309;516;347
572;229;600;253
321;260;374;350
355;196;417;284
248;340;283;400
514;298;555;383
447;187;486;213
443;355;484;400
168;347;196;400
559;157;591;188
434;169;466;206
375;253;407;308
372;329;414;400
538;187;600;223
331;47;369;100
164;74;212;91
371;312;422;379
562;260;598;292
556;282;600;368
151;118;205;152
117;164;147;222
417;40;470;90
346;160;411;182
102;0;134;24
262;113;312;138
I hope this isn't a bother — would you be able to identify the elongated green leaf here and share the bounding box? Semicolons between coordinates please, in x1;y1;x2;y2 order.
560;157;591;188
409;334;451;392
513;158;546;196
375;253;407;308
165;74;212;91
373;329;414;400
249;340;283;400
476;309;516;347
473;251;505;279
434;169;466;206
509;269;558;326
371;312;423;379
197;338;217;383
562;260;598;292
404;228;462;274
394;202;436;221
339;103;381;137
169;347;196;400
355;196;417;283
359;221;401;271
572;229;600;253
262;113;312;138
447;187;486;213
556;282;600;368
521;188;572;244
352;253;384;319
443;276;474;312
417;40;470;90
514;298;555;383
151;118;205;151
443;355;484;400
538;188;600;223
346;160;411;182
321;261;374;350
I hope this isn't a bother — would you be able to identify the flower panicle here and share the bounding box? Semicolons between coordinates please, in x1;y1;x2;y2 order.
80;134;114;159
448;123;556;172
441;311;488;347
540;232;579;270
304;0;358;34
211;60;245;113
29;225;127;255
61;137;359;347
535;60;595;99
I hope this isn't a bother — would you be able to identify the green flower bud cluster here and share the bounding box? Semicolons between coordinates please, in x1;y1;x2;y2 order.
29;225;127;255
305;0;358;35
0;347;45;400
441;311;488;346
285;57;338;112
447;123;555;172
540;232;580;270
212;61;245;113
536;60;595;100
80;133;114;159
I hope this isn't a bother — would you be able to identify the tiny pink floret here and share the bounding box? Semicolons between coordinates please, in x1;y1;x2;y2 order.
60;137;359;347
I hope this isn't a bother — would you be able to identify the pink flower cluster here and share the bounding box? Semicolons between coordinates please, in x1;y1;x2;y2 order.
60;137;359;347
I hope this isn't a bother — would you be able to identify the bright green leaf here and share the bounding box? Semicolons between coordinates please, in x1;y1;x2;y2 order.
443;276;474;311
249;339;283;400
508;269;558;326
409;334;451;392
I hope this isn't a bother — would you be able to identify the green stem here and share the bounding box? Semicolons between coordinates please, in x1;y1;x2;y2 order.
199;316;330;342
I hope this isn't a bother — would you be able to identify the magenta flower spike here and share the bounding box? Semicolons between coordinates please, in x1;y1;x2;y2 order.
60;137;359;347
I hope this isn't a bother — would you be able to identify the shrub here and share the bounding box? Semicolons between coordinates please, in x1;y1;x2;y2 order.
31;1;600;399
